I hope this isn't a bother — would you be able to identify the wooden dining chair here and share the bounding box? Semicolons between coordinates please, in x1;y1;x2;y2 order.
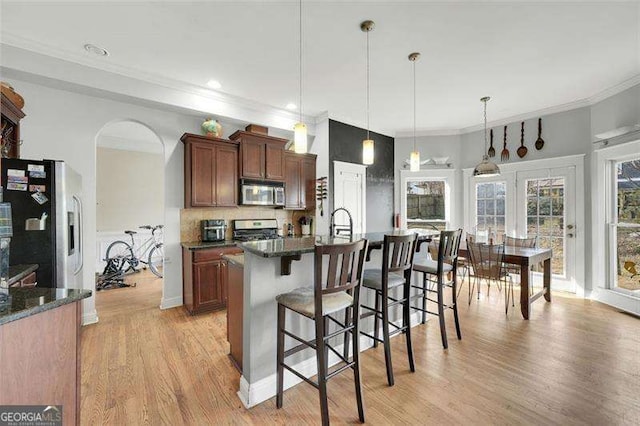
359;233;418;386
275;239;369;426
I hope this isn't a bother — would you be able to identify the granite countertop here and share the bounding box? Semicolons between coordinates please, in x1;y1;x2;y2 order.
241;229;439;258
223;254;245;267
0;287;92;326
8;264;39;286
181;240;238;250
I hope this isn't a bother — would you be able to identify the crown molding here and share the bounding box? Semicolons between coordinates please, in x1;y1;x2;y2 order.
588;74;640;105
0;32;318;126
396;74;640;138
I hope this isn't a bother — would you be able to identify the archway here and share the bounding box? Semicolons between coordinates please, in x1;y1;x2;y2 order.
94;120;165;318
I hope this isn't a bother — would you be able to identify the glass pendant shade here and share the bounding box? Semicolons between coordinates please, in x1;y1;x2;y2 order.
473;154;501;177
362;139;374;165
293;122;307;153
410;151;420;171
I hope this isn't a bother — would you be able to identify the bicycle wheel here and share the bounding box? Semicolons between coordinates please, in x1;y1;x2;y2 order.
105;240;135;273
148;244;164;278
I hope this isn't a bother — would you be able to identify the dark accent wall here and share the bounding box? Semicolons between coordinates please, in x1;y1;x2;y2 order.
329;120;395;232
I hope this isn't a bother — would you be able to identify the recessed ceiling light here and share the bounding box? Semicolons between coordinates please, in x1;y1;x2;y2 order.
207;80;222;89
84;43;109;56
286;103;297;110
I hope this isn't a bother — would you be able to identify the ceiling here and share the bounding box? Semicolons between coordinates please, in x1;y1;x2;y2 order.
1;1;638;136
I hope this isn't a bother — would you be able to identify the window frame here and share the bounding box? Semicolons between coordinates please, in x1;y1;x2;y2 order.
400;169;456;230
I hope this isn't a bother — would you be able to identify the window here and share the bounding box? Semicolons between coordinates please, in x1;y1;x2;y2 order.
614;159;640;293
475;181;506;240
406;180;447;230
526;178;565;275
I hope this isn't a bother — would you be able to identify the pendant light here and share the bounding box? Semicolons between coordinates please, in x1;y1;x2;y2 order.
293;0;307;154
361;20;375;165
409;52;421;172
473;97;501;177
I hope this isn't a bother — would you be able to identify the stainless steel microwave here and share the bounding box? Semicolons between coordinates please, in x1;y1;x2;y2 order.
240;180;285;206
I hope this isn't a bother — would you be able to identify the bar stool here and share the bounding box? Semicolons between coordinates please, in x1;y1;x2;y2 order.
359;233;418;387
411;229;462;349
275;239;369;426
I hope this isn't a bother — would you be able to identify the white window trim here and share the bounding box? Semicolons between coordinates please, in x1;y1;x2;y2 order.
592;139;640;314
400;169;456;230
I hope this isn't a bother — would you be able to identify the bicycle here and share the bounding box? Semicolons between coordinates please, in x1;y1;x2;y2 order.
104;225;164;278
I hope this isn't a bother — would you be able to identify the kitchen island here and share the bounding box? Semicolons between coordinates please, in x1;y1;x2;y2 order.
0;287;91;425
236;229;437;408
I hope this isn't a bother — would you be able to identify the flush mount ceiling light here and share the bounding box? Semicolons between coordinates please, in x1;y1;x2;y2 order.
361;20;375;165
207;79;222;89
286;103;297;110
84;43;109;57
473;96;501;177
408;52;421;172
293;0;308;154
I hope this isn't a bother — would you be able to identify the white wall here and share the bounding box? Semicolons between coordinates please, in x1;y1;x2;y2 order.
96;147;164;232
11;78;202;323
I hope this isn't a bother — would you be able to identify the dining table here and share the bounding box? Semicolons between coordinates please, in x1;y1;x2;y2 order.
459;245;553;320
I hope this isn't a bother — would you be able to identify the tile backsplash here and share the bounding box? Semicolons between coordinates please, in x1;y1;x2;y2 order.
180;207;313;241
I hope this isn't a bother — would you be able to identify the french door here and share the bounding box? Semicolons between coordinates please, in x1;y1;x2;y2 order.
467;160;580;293
516;167;577;292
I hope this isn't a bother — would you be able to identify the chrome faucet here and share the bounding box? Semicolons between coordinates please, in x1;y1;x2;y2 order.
330;207;353;237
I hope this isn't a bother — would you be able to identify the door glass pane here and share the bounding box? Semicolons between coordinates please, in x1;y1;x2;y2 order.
407;180;447;229
526;177;565;275
614;159;640;292
475;181;506;241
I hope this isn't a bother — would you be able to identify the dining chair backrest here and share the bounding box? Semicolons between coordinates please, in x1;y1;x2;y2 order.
315;239;369;298
382;233;419;278
466;241;505;280
504;235;537;248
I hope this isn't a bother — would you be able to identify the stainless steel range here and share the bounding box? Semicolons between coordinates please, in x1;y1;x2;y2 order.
232;219;280;241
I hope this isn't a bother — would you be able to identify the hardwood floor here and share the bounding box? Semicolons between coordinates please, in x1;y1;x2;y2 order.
81;276;640;425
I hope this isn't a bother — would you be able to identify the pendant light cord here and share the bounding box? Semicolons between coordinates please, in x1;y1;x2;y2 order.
483;99;488;153
299;0;303;122
366;29;370;140
413;58;416;151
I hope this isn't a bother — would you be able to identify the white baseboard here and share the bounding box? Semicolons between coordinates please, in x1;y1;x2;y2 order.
82;310;99;326
593;288;640;316
160;295;183;310
237;311;424;408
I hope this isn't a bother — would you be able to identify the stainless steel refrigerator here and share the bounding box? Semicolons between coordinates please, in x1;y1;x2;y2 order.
1;159;83;288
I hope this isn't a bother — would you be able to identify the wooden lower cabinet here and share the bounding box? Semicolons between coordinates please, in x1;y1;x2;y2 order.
182;246;242;314
226;259;243;371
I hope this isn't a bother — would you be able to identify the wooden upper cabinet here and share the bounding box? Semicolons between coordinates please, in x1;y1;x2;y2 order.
181;133;239;208
284;154;302;209
284;152;317;210
240;137;264;179
216;144;238;206
190;142;216;206
230;131;288;181
303;156;317;210
265;143;285;180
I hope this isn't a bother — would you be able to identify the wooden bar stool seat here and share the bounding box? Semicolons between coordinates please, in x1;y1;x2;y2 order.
359;233;418;387
362;269;406;290
276;287;353;318
276;239;369;426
